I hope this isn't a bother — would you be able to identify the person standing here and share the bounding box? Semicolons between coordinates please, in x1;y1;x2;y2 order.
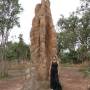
50;57;62;90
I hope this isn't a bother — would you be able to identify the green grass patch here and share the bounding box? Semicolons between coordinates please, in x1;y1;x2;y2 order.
0;72;9;80
79;66;90;77
61;63;73;67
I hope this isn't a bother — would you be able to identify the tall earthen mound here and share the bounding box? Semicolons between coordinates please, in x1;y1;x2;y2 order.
22;0;57;90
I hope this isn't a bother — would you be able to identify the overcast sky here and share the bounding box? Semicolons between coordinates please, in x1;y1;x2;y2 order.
9;0;80;44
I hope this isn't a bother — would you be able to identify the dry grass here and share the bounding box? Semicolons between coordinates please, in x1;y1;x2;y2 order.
0;63;90;90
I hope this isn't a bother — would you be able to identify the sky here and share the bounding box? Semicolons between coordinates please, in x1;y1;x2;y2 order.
9;0;81;44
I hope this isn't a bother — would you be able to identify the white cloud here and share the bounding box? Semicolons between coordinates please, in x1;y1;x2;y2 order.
9;0;80;44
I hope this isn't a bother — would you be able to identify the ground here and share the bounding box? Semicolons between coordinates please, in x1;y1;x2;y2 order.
0;78;24;90
0;64;90;90
60;65;90;90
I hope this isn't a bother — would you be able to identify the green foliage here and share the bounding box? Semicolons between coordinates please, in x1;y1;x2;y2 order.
60;53;73;63
0;72;9;80
79;66;90;77
57;0;90;64
6;42;19;60
0;0;23;77
60;51;78;64
5;34;31;61
57;14;78;51
0;0;22;29
0;0;23;62
0;0;22;40
17;34;31;61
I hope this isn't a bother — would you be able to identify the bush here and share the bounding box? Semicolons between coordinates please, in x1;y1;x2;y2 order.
60;50;79;64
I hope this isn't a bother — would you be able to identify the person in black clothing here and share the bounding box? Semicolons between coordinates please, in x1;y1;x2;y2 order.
50;57;62;90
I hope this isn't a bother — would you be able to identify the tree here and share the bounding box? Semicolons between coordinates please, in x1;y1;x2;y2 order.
57;0;90;63
6;40;31;61
76;0;90;62
57;14;78;53
0;0;22;77
17;34;30;62
0;0;22;46
6;41;19;60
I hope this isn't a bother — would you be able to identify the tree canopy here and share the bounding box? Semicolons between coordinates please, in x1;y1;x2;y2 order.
0;0;22;45
57;0;90;63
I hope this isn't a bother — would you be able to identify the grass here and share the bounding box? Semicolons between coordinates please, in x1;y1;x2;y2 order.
79;66;90;77
0;72;9;80
8;62;30;71
61;63;73;67
0;62;30;80
62;63;90;77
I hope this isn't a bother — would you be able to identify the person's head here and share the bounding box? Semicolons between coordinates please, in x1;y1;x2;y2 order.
52;55;57;63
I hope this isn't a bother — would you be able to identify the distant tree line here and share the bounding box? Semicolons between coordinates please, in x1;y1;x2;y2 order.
57;0;90;64
5;34;31;62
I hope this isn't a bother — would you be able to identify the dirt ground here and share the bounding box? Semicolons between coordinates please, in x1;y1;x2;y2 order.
0;65;90;90
0;78;24;90
60;66;90;90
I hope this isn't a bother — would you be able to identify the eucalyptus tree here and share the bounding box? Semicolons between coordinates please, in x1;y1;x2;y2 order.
57;0;90;63
0;0;22;77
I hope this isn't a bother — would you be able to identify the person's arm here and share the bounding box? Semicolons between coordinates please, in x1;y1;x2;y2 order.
49;61;52;80
57;60;60;76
